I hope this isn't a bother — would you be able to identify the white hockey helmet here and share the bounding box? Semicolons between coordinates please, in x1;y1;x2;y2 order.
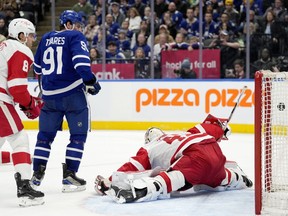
144;127;165;144
8;18;35;41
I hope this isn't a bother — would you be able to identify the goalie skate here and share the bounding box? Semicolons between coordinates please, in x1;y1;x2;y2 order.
106;185;147;204
62;163;86;193
15;172;45;207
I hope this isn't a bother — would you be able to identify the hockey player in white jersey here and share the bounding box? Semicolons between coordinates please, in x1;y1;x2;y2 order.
31;10;101;193
0;18;44;206
95;115;253;203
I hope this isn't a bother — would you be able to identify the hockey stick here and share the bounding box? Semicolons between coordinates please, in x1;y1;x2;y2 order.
225;86;248;127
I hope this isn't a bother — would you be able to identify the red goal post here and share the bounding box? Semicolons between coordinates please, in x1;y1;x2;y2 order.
255;70;288;215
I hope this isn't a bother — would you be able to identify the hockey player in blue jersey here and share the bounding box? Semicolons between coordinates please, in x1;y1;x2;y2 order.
31;10;101;192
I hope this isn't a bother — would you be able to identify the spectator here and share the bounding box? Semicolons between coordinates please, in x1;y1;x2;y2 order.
233;59;245;79
167;2;183;30
174;0;189;17
222;0;240;26
154;24;174;44
131;0;146;18
209;30;241;78
117;28;131;58
205;1;220;22
104;13;120;35
258;9;285;57
126;7;142;33
106;40;126;64
72;0;93;17
179;7;200;38
216;12;237;35
119;0;129;15
203;11;218;40
187;36;201;50
132;20;151;48
0;17;8;38
143;6;151;21
154;0;168;19
169;32;190;50
250;47;275;78
110;1;126;26
161;11;177;38
83;14;99;48
2;0;20;23
264;0;287;21
174;58;197;79
133;47;150;79
90;47;101;64
120;20;134;39
238;10;260;35
94;5;103;25
132;32;151;57
92;27;115;54
153;32;170;59
18;0;38;24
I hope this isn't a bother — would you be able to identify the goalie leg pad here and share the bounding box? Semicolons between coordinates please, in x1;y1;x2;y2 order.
221;167;253;190
106;176;168;203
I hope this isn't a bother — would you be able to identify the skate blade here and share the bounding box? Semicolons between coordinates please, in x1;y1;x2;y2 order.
19;197;44;207
62;184;86;193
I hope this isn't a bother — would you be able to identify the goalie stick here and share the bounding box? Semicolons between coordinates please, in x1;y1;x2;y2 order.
224;86;248;129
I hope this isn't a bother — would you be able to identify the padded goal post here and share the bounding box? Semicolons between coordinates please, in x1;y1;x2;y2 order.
255;70;288;215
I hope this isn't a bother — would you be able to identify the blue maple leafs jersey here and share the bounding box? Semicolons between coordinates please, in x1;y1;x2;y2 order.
34;30;95;99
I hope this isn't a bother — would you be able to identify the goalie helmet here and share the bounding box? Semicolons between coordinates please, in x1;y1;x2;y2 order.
144;127;165;144
59;10;82;26
8;18;35;40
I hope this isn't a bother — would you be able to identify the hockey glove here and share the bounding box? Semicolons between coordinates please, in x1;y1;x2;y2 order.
85;81;101;95
84;75;101;95
94;175;111;195
19;96;44;119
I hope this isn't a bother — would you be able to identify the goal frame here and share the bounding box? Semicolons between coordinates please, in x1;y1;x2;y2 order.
254;70;288;215
255;70;262;215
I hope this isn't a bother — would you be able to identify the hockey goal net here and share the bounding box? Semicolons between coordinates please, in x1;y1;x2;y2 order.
255;70;288;215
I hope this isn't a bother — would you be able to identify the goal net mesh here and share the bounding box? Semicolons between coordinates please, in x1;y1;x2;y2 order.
257;70;288;215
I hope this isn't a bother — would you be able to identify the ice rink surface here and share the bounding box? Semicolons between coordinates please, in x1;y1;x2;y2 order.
0;130;255;216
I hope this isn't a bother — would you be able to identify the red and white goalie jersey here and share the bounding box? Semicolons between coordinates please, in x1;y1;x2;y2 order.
0;39;33;106
116;123;227;188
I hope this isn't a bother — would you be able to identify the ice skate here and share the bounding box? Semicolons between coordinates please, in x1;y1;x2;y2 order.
62;163;86;193
31;165;46;187
15;172;45;207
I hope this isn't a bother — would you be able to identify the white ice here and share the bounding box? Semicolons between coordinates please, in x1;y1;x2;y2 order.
0;130;254;216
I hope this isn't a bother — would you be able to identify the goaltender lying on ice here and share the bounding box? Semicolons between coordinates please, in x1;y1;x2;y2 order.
94;114;253;204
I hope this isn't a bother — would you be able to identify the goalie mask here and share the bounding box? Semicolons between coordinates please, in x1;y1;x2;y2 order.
144;127;165;144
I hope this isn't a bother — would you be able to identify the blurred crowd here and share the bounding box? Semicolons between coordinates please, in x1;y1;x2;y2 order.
1;0;288;79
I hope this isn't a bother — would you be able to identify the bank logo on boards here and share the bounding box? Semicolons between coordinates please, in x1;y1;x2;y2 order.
135;88;254;113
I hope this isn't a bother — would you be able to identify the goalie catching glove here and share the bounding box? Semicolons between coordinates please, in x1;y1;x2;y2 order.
84;75;101;95
19;96;44;119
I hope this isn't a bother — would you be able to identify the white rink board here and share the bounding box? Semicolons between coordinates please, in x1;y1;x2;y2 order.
27;80;254;124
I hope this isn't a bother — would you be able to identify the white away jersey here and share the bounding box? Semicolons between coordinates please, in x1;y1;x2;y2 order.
0;39;33;105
